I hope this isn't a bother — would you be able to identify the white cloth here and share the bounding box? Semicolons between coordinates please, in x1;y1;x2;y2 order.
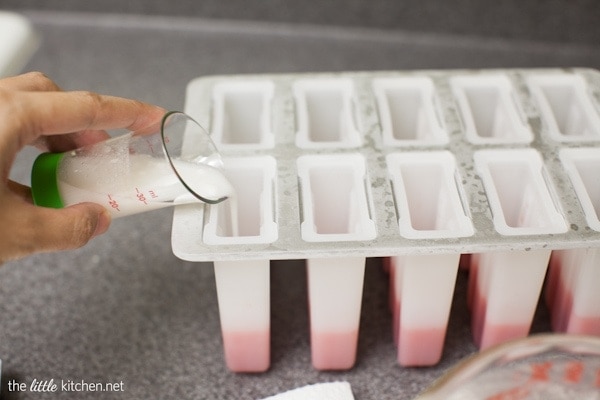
260;382;355;400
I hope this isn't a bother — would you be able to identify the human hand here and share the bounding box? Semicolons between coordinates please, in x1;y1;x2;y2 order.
0;72;166;263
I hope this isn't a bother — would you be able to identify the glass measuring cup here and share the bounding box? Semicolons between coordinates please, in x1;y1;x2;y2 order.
31;111;234;218
416;334;600;400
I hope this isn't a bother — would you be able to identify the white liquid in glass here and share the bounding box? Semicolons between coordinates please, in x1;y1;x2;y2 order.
56;153;235;217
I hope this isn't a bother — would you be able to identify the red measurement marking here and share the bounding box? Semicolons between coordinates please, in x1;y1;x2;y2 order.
530;361;552;382
486;386;529;400
107;194;120;211
163;136;170;144
149;190;157;199
564;361;584;384
135;188;148;204
145;138;155;154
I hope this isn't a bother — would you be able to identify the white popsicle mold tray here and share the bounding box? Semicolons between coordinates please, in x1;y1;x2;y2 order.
171;68;600;372
173;68;600;260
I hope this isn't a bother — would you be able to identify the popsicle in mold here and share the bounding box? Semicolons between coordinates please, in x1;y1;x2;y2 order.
297;153;375;370
206;156;278;372
545;148;600;335
546;249;600;335
469;149;567;350
385;151;472;366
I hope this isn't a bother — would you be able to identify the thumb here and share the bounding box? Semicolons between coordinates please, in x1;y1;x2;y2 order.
0;199;111;262
35;202;112;251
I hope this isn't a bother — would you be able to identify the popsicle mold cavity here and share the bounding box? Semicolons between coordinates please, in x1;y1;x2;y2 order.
203;156;278;245
474;149;567;236
560;148;600;231
293;78;361;148
451;74;531;144
297;153;376;242
211;80;275;149
387;151;473;239
373;77;447;146
527;74;600;140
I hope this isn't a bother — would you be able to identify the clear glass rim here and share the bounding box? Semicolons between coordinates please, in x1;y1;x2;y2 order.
160;111;227;204
416;334;600;399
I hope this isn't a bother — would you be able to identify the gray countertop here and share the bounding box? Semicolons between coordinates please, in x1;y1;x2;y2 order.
2;11;600;400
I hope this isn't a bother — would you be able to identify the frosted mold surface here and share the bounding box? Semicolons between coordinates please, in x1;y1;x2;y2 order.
172;68;600;261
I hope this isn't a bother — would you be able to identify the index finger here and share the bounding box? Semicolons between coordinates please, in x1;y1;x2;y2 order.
1;89;166;147
0;71;62;92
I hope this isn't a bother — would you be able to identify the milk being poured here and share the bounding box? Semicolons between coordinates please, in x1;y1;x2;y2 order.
56;153;235;218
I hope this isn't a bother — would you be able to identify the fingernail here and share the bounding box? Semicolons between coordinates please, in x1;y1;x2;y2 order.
93;209;112;237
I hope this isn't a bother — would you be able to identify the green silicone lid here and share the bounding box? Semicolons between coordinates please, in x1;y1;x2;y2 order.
31;152;65;208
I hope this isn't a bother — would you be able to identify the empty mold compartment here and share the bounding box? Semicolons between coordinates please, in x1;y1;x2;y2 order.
203;156;278;245
211;81;275;149
527;74;600;141
451;75;531;144
373;77;447;146
297;153;376;242
293;79;361;148
386;151;473;239
473;149;567;236
560;148;600;231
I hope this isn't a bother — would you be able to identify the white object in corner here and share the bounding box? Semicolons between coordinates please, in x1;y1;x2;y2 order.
260;382;355;400
0;12;39;77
